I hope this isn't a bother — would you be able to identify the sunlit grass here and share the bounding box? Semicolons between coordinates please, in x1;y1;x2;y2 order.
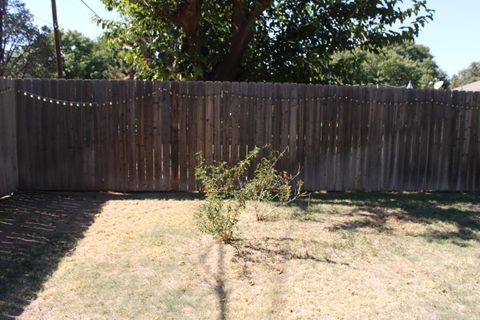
1;192;479;319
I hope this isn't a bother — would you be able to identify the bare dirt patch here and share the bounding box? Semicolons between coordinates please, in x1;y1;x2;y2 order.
1;192;479;319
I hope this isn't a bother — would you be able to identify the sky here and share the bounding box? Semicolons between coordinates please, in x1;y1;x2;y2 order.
24;0;480;77
24;0;118;39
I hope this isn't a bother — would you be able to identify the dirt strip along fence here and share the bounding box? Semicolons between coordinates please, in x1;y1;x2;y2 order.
0;79;18;196
3;79;480;192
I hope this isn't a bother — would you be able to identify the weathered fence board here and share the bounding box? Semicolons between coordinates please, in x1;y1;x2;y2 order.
6;79;480;192
0;79;17;196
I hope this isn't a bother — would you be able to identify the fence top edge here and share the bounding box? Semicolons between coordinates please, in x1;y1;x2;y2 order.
2;78;480;96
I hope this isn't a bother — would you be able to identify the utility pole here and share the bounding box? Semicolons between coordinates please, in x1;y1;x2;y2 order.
51;0;63;78
0;0;6;67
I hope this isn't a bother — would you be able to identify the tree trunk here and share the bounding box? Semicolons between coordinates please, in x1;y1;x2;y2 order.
213;0;272;81
166;0;202;37
213;23;253;81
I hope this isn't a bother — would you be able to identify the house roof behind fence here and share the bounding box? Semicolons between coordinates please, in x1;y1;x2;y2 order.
454;80;480;92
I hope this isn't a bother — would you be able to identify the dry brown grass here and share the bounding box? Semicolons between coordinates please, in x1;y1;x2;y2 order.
1;192;479;319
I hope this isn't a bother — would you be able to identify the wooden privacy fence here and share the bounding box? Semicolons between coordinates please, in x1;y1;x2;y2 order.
5;79;480;192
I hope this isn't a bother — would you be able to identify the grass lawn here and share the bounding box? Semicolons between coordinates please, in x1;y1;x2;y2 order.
0;192;479;319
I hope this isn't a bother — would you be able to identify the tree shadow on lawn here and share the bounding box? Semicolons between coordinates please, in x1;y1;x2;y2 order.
0;191;200;320
292;192;480;246
230;236;350;278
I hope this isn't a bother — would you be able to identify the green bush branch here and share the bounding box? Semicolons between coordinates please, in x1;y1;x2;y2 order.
194;146;307;242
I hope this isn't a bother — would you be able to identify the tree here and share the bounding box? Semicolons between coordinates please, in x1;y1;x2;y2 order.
18;26;56;78
4;27;123;78
99;0;433;82
451;62;480;88
0;0;122;79
61;30;123;79
329;42;449;88
0;0;44;77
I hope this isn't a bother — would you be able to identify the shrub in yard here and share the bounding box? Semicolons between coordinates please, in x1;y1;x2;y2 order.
242;148;306;221
194;146;306;242
194;148;258;241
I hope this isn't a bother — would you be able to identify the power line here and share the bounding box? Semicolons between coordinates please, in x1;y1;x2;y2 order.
30;13;53;26
78;0;101;19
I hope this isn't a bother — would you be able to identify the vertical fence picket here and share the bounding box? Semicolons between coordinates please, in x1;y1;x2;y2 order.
152;81;161;190
314;85;325;190
432;89;445;190
178;82;189;191
0;79;18;195
221;82;231;163
160;81;172;190
143;81;154;190
296;83;306;182
472;93;480;191
186;81;197;191
213;82;222;163
454;91;466;190
171;84;182;190
397;88;406;190
204;82;214;164
190;81;203;190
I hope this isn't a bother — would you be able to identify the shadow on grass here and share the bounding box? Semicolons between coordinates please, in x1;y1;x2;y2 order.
0;191;201;320
215;244;227;320
194;240;228;320
291;192;480;245
231;236;349;277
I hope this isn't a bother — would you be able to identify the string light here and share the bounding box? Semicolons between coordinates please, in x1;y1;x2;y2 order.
13;87;170;107
1;86;477;110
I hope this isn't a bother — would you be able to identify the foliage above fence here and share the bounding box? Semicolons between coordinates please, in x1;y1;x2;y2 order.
2;79;480;193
